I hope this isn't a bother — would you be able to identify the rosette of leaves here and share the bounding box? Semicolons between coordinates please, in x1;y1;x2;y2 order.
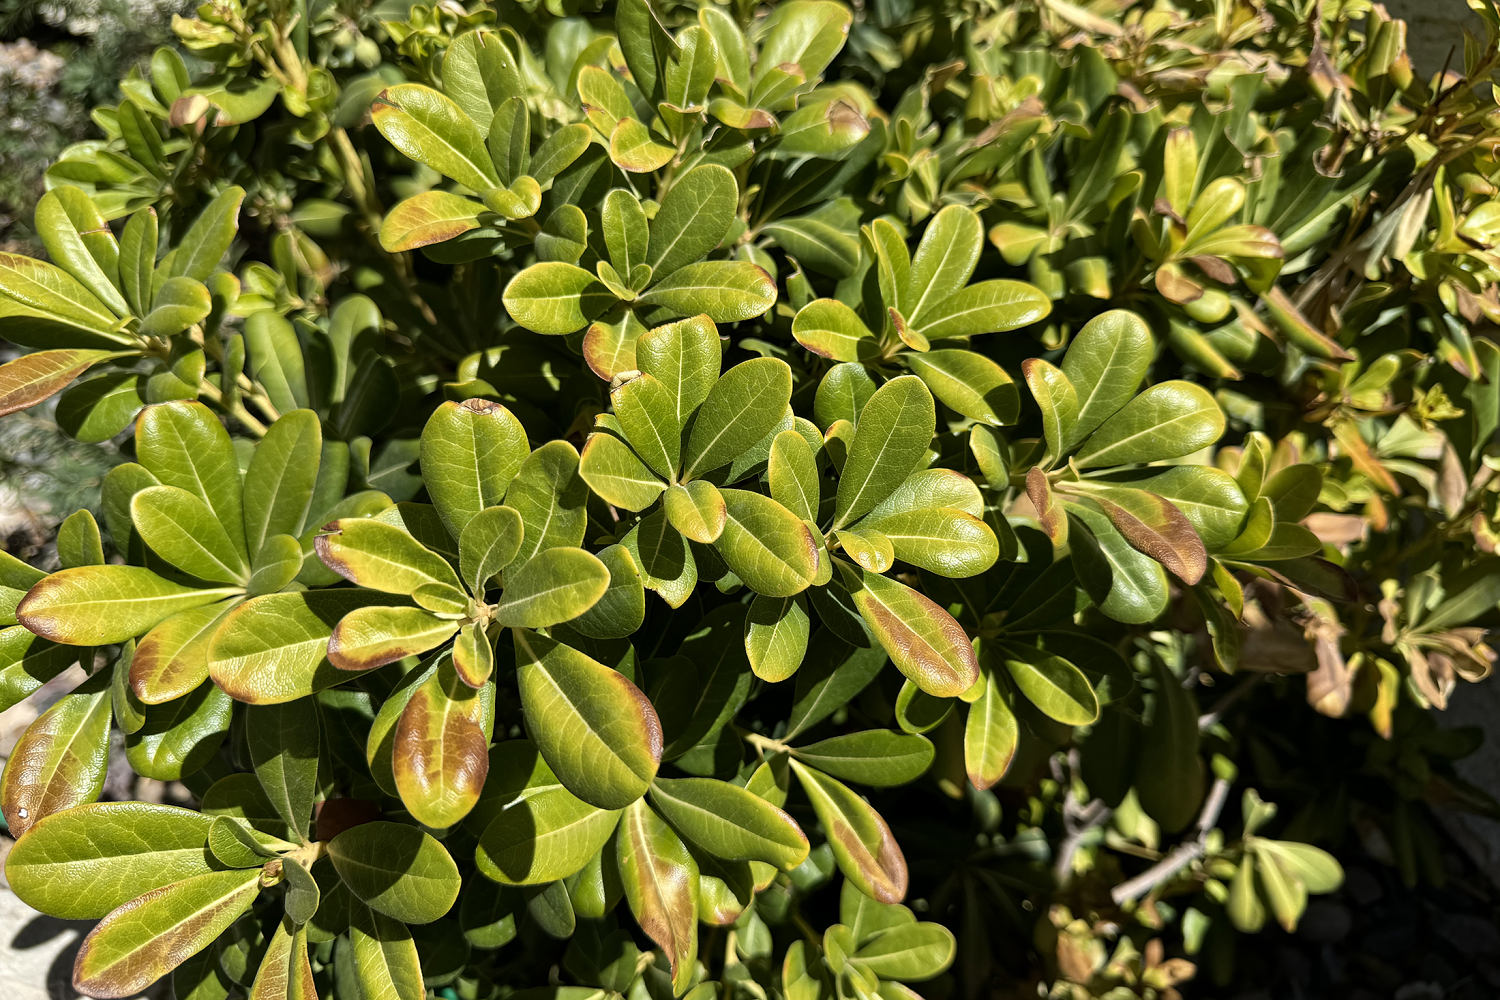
462;735;813;994
791;204;1051;427
1014;310;1238;624
0;187;245;436
3;402;380;829
503;163;776;356
370;31;592;254
782;881;956;1000
578;314;815;598
1219;793;1344;934
306;396;674;823
4;797;463;1000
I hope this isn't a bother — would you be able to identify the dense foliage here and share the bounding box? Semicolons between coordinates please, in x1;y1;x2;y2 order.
2;1;1500;998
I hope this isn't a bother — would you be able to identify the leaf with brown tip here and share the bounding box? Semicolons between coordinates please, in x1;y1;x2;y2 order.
850;568;978;698
327;605;459;672
616;799;699;995
0;349;120;416
0;672;111;835
393;656;493;828
72;868;261;999
1093;486;1207;583
788;759;907;903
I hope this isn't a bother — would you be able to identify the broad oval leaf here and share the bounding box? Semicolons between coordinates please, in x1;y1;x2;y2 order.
580;429;666;511
790;731;934;787
328;821;461;924
649;776;809;869
683;357;793;479
1075;381;1226;468
513;629;662;809
372;84;499;191
999;641;1100;725
639;261;777;324
315;517;463;596
1061;309;1154;442
476;784;621;885
717;489;820;598
648;164;739;276
0;348;119;417
208;590;391;704
502;262;613;336
420;398;529;539
132;485;250;584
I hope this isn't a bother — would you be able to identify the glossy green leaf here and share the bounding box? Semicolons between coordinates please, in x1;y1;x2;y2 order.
460;504;524;594
717;489;820;597
648;164;738;275
247;699;319;841
372;84;498;190
328;821;461;923
170;186;244;282
745;593;811;682
420;398;529;539
133;485;249;584
380;191;484;252
244;410;323;558
580;429;666;511
503;262;614;336
477;784;621;885
348;906;424;1000
650;776;809;868
1021;359;1078;464
614;373;681;480
835;376;935;528
998;642;1099;725
5;802;216;919
18;565;238;645
507;441;590;564
791;298;877;362
791;731;933;787
1076;381;1226;468
640;260;777;323
123;681;232;781
328;605;459;672
1061;309;1154;443
664;479;727;543
494;547;610;627
514;629;662;808
208;590;390;704
0;348;120;417
964;666;1019;790
683;357;792;478
136;401;246;558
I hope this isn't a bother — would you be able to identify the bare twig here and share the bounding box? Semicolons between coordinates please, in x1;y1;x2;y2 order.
1110;775;1232;906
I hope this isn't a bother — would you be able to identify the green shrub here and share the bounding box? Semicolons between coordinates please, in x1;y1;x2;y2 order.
1;1;1498;998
